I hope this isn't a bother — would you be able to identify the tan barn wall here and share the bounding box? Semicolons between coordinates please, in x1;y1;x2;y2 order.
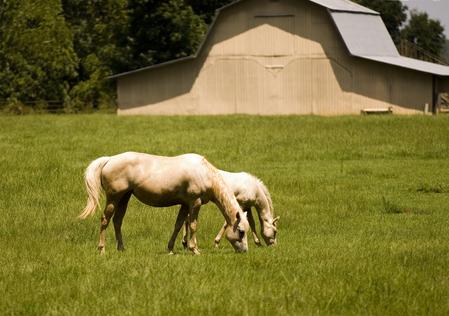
117;0;434;115
351;59;432;114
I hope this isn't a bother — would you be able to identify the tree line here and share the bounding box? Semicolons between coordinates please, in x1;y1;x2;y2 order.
0;0;446;113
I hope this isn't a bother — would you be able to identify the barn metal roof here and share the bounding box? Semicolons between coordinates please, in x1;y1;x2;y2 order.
109;0;449;79
330;12;399;57
359;56;449;76
309;0;378;14
330;11;449;76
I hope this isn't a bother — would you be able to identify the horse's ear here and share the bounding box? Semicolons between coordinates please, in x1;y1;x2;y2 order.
273;216;280;226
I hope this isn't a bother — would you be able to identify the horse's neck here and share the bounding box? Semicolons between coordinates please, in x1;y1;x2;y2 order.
213;182;241;224
206;161;240;225
256;201;273;223
255;183;273;223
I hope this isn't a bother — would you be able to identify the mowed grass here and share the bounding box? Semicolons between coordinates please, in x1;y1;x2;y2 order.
1;114;449;315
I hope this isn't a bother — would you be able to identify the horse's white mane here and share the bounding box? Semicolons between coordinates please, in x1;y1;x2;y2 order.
248;173;274;216
202;158;242;221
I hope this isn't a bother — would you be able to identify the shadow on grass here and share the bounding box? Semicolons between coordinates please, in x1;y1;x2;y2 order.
415;183;448;194
381;197;428;215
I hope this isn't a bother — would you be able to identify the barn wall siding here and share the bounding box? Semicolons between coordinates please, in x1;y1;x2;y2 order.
117;0;435;115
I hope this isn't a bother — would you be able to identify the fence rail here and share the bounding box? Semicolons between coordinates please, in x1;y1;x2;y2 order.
0;100;65;113
397;39;449;66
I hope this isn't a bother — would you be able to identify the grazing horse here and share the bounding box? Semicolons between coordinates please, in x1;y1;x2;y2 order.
78;152;250;254
213;171;279;246
179;171;279;248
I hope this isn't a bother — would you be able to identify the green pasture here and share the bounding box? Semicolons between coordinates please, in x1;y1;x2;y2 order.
1;114;449;315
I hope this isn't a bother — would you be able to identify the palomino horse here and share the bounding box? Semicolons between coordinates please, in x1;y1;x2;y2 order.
178;171;279;248
213;171;279;246
78;152;250;254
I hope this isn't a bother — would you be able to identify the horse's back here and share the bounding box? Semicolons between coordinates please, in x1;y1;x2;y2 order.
103;152;205;175
101;152;212;203
100;152;145;194
220;171;259;205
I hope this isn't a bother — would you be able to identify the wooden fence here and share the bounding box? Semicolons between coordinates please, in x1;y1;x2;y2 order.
397;39;449;66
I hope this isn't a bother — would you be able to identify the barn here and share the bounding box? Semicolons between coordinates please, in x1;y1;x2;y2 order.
111;0;449;115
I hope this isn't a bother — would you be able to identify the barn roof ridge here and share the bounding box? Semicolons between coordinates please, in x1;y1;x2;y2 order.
109;0;449;79
309;0;378;15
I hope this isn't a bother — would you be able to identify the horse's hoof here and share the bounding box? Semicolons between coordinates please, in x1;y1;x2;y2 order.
191;248;201;255
98;247;105;255
255;240;262;247
214;240;220;248
168;251;175;255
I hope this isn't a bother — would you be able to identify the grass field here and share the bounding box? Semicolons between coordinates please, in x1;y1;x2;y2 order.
1;114;449;315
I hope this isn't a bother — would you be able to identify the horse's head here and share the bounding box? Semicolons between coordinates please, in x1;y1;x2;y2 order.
262;216;279;246
226;211;250;253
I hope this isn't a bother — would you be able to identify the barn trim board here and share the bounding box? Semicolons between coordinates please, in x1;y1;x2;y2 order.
110;0;449;115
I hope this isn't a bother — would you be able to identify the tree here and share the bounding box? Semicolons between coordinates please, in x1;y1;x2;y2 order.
127;0;207;69
353;0;407;44
0;0;77;107
443;40;449;63
401;10;446;58
186;0;234;24
62;0;130;109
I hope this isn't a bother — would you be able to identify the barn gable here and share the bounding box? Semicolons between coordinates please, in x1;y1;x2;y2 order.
113;0;449;115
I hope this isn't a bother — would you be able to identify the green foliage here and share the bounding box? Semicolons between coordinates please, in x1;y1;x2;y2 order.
0;0;241;112
187;0;235;24
0;0;77;106
1;115;449;314
128;0;207;68
401;10;446;58
62;0;130;109
444;40;449;63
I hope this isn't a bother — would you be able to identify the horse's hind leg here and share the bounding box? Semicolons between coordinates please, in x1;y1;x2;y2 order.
187;199;202;255
167;204;189;254
98;198;117;255
113;191;132;251
247;208;262;246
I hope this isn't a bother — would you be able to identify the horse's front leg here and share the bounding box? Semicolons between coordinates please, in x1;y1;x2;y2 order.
247;208;262;247
113;192;132;251
167;204;189;254
214;222;227;248
188;199;202;255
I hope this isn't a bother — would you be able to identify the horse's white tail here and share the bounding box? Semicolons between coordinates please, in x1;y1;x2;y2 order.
78;156;110;219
